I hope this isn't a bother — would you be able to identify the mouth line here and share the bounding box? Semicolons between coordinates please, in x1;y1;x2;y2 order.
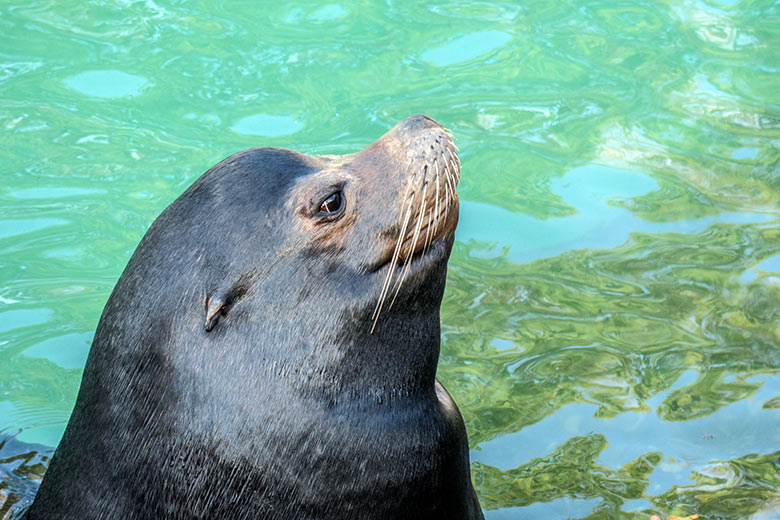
368;232;451;274
367;171;460;276
401;197;451;248
380;189;459;269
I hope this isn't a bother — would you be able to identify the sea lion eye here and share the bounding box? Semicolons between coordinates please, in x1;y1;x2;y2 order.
319;191;343;215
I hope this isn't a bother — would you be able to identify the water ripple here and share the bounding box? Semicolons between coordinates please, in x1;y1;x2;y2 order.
2;0;780;517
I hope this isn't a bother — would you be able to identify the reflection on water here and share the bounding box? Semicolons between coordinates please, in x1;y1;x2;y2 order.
63;70;150;99
740;252;780;284
0;310;53;334
485;497;601;520
0;220;68;240
231;113;304;137
0;433;50;519
2;0;779;518
457;164;775;264
474;373;780;491
421;30;512;66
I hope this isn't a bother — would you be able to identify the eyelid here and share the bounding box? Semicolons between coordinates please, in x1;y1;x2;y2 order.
319;191;343;214
313;187;345;220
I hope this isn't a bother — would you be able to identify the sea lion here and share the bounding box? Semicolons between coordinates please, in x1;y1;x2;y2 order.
24;114;483;519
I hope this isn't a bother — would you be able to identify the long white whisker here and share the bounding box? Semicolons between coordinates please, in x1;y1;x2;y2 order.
426;166;440;253
447;152;459;187
390;182;427;308
433;160;450;236
443;169;454;204
441;157;456;199
442;150;459;193
371;192;414;333
447;148;460;183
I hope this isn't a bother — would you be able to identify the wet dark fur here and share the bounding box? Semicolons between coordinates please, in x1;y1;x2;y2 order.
24;115;483;519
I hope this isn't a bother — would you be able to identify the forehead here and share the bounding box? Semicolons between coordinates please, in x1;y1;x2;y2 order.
199;147;320;204
229;147;320;179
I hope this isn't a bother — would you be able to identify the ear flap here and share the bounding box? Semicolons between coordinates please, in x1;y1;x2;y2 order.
205;291;227;332
204;274;254;332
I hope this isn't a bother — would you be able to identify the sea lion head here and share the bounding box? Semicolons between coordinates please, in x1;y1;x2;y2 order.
285;113;461;332
98;114;460;403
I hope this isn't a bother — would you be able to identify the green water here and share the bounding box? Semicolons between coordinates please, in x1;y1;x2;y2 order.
1;0;779;518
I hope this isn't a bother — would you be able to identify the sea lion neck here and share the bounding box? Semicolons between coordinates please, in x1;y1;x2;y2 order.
221;244;449;404
321;269;446;402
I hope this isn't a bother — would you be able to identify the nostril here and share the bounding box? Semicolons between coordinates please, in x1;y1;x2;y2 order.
401;114;442;132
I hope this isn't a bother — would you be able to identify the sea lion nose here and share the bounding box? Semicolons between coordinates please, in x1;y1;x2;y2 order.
399;114;443;132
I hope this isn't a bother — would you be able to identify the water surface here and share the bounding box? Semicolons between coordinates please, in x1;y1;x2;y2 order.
2;1;779;518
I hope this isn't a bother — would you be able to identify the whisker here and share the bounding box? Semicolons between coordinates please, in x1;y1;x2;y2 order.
433;160;450;236
443;169;454;205
422;162;436;254
440;156;456;199
426;165;440;253
443;148;460;183
444;149;459;185
389;182;427;308
444;188;450;222
371;192;414;333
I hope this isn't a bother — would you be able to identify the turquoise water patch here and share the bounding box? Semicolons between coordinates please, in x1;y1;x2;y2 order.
484;498;601;520
0;309;53;334
456;164;774;264
421;31;511;66
622;499;655;514
63;70;149;98
0;219;68;239
7;187;106;199
471;373;780;491
732;147;759;159
231;114;304;137
23;332;92;369
489;338;515;351
15;423;67;446
739;252;780;283
311;5;347;21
